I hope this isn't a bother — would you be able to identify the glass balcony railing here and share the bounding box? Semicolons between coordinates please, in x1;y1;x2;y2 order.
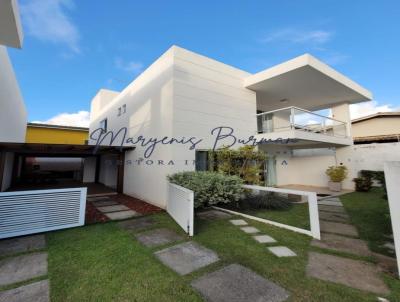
256;107;348;138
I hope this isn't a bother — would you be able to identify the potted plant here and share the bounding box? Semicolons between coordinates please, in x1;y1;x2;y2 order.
325;165;348;192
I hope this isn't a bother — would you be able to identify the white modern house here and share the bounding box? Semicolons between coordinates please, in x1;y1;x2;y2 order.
89;46;372;208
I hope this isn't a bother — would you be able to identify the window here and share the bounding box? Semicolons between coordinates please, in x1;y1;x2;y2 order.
195;151;209;171
99;118;107;133
122;104;126;113
117;104;127;117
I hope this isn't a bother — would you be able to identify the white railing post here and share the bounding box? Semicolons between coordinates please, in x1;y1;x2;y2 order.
308;192;320;240
290;107;295;129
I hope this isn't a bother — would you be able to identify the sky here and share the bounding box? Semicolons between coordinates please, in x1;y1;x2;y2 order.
8;0;400;127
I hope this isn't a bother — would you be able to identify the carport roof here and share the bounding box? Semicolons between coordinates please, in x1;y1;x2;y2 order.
0;142;134;157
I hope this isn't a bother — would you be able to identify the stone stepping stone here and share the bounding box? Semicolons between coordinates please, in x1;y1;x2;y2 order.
318;211;350;224
240;227;260;234
318;200;343;207
306;252;389;295
267;246;297;257
318;205;346;214
230;219;248;226
91;200;119;207
0;253;47;287
154;241;219;275
87;196;111;202
0;235;46;257
96;204;129;213
0;279;49;302
105;210;140;221
320;221;359;238
253;235;276;244
134;228;184;247
191;263;289;302
117;217;155;231
311;233;371;257
197;210;232;220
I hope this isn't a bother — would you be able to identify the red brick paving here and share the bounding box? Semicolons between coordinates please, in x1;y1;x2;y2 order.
85;194;162;224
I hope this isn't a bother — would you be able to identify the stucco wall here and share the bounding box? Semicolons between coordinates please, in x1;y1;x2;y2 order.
352;117;400;138
83;157;96;183
0;46;26;143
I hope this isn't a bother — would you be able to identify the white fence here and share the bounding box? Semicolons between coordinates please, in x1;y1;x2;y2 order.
384;161;400;278
215;185;320;239
167;183;194;236
0;187;87;239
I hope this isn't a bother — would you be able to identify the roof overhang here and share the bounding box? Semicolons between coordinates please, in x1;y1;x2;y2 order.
0;0;23;48
0;143;134;157
244;54;372;111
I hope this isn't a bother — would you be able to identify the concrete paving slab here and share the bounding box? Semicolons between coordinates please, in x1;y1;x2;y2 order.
0;280;49;302
197;210;232;220
230;219;248;226
0;253;47;287
319;211;350;223
87;196;111;202
320;221;359;237
91;200;119;207
267;246;297;257
240;226;260;234
191;263;289;302
253;235;276;244
105;210;140;221
0;235;46;257
135;228;184;247
318;205;346;213
117;217;155;231
154;241;219;275
306;252;389;295
96;204;129;213
318;200;343;207
311;233;371;256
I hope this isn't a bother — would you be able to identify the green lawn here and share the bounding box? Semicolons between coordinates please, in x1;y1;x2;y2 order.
46;210;400;301
341;187;394;257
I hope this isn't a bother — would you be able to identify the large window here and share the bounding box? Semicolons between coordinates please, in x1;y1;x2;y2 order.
99;118;107;133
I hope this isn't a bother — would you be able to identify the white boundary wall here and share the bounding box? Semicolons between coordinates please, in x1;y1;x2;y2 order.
0;187;87;239
167;182;194;236
215;184;320;239
384;161;400;278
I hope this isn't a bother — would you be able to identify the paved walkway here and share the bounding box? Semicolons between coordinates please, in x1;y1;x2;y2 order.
307;197;390;296
118;211;291;301
0;235;49;301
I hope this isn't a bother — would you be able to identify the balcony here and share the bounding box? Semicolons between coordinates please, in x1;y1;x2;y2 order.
256;107;352;147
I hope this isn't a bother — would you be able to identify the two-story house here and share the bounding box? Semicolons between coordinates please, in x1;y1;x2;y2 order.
88;46;372;208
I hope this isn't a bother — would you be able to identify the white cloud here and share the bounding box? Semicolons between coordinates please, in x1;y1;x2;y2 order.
350;101;399;119
262;28;333;44
20;0;80;53
114;57;143;75
32;111;90;127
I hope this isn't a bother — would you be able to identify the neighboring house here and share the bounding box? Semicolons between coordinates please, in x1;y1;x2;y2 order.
352;112;400;144
0;0;26;191
26;123;89;145
89;46;372;208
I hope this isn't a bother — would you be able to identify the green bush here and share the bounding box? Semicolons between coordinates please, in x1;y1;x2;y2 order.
353;177;372;192
326;165;348;182
360;170;387;198
238;191;292;210
167;171;243;208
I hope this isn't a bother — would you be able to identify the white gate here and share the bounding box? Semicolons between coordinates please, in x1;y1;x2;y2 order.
0;187;87;239
167;183;194;236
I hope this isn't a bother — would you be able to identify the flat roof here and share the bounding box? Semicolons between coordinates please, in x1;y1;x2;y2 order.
0;142;134;157
352;112;400;124
244;54;372;111
0;0;23;48
27;123;89;132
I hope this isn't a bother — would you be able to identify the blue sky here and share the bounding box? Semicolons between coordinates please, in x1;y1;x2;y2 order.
8;0;400;126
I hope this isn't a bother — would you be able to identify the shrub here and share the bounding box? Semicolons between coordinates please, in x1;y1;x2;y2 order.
326;165;348;182
167;171;243;208
360;170;387;198
238;191;292;210
353;177;372;192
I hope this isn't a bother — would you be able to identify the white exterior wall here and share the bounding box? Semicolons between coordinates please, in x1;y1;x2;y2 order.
0;46;26;143
83;157;96;183
1;152;14;191
99;155;118;189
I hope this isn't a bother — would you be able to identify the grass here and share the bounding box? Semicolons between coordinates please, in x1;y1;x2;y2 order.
341;187;394;257
46;210;400;301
